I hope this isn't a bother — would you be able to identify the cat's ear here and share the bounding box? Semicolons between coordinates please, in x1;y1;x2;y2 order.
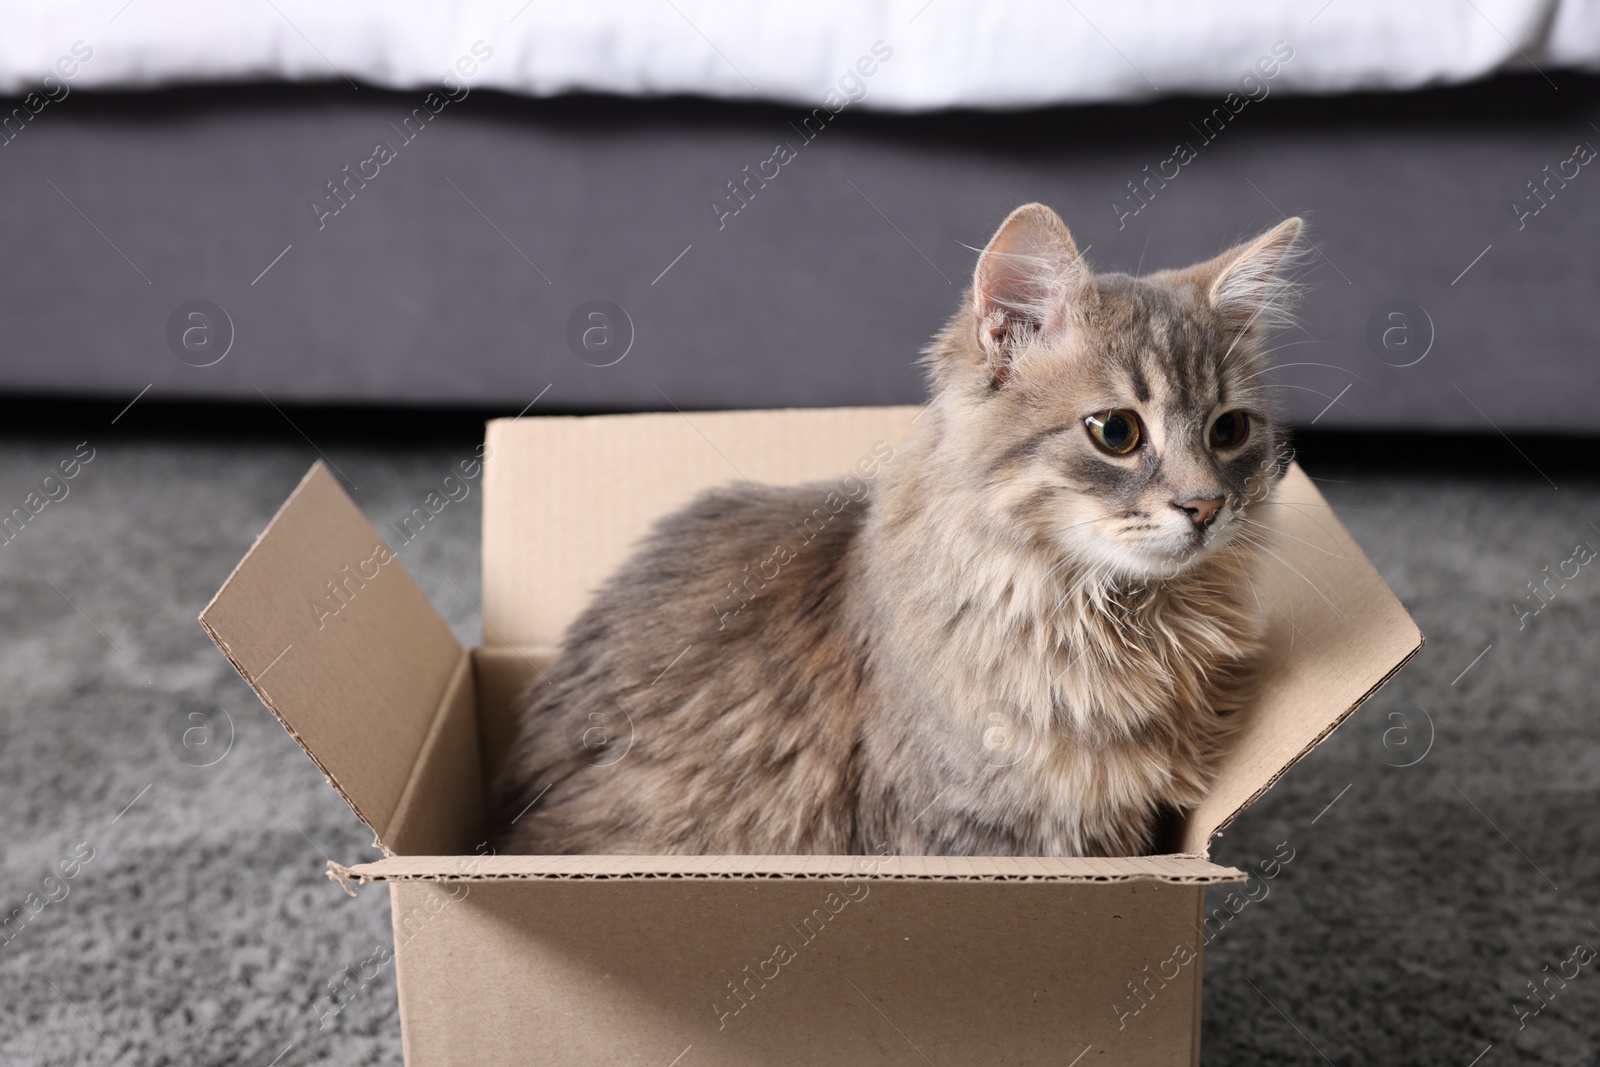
1205;217;1304;333
972;203;1091;380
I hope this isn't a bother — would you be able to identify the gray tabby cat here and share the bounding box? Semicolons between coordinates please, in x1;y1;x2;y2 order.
491;203;1302;857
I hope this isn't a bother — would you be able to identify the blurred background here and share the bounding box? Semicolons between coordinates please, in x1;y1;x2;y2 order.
2;2;1598;1065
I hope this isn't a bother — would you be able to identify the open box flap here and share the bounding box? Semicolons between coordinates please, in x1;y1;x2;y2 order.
199;462;463;854
1180;464;1424;852
481;406;922;647
328;852;1246;886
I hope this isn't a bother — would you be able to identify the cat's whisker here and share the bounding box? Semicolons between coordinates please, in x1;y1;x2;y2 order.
1253;499;1397;516
1048;556;1111;618
1252;383;1358;408
1229;529;1349;622
1050;516;1109;536
1246;497;1389;552
1245;499;1349;546
1253;338;1336;360
1224;544;1267;615
1234;515;1351;561
1216;300;1271;372
1041;552;1087;587
1238;361;1373;387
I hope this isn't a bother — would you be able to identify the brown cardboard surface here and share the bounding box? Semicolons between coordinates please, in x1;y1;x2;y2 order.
333;852;1246;885
388;878;1208;1066
199;462;463;853
1180;464;1424;851
481;406;921;648
469;644;554;786
384;652;485;857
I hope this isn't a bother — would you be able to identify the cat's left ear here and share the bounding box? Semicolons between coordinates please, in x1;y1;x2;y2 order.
972;203;1093;383
1205;217;1304;332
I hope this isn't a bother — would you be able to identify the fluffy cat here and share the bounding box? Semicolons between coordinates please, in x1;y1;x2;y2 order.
490;204;1302;857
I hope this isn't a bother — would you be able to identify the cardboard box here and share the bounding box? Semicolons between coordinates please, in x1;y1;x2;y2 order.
199;405;1421;1066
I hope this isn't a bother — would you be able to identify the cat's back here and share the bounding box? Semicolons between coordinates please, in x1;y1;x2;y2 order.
490;480;874;854
590;478;869;647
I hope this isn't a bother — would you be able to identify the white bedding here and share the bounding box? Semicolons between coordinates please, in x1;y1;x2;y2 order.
2;0;1598;109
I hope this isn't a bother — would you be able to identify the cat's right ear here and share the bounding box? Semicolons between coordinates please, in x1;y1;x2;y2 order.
972;204;1092;385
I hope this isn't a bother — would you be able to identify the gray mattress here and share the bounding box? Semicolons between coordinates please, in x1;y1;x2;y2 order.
1;74;1596;431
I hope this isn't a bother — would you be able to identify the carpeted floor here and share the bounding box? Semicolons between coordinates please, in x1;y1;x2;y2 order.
0;425;1596;1066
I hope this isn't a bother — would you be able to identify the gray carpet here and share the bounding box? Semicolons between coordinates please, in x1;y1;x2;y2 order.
1;429;1596;1066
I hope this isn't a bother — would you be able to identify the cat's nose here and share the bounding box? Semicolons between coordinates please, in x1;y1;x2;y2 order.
1174;497;1225;529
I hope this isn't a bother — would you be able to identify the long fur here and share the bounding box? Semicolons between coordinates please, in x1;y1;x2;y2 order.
490;205;1303;857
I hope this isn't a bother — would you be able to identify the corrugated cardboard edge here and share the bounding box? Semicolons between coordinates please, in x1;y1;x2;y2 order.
1202;634;1424;849
326;853;1247;888
198;462;390;860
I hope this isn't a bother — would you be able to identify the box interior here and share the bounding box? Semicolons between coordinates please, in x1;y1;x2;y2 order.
201;405;1422;883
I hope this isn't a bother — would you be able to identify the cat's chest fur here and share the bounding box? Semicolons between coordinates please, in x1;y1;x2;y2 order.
862;533;1262;857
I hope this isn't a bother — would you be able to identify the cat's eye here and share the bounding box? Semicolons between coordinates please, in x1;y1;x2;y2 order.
1085;410;1142;455
1208;411;1250;450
